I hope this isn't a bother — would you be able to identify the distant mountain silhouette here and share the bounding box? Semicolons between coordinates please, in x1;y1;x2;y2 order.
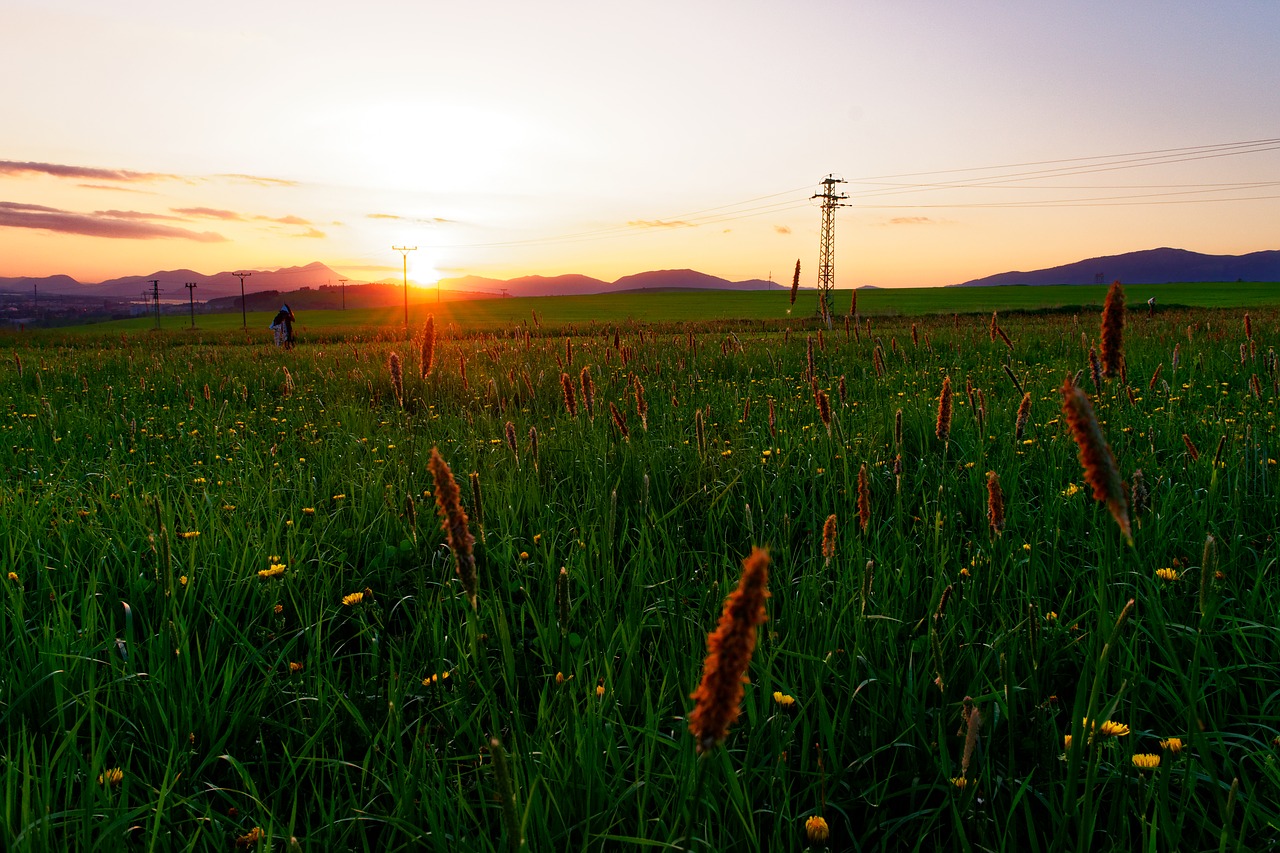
0;261;786;305
0;261;351;300
953;248;1280;287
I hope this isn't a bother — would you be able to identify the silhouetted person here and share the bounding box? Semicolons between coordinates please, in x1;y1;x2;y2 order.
270;304;295;347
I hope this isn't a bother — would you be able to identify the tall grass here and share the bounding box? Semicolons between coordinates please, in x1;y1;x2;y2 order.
0;304;1277;850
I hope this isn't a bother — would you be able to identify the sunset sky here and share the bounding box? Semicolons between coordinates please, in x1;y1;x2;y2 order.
3;0;1279;289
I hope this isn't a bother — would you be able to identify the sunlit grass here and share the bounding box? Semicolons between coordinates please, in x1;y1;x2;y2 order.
1;303;1277;850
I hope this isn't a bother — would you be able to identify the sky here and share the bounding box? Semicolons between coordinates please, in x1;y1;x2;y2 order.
2;0;1279;289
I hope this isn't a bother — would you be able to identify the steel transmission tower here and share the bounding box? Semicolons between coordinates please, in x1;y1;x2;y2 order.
811;174;848;326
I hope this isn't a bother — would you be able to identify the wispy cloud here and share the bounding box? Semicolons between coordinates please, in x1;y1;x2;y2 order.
172;206;244;220
218;173;299;187
367;213;453;224
0;201;227;242
774;225;792;235
96;209;186;222
0;160;179;182
628;219;696;229
78;183;155;194
260;214;312;226
886;216;940;226
294;228;326;239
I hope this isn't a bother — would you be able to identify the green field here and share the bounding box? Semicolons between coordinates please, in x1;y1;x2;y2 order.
46;280;1280;339
2;296;1278;850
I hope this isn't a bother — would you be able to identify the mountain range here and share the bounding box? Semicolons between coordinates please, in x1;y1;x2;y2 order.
952;248;1280;287
0;263;782;300
2;248;1276;303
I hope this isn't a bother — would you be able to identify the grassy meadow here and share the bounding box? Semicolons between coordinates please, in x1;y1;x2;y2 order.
73;280;1280;338
2;293;1279;851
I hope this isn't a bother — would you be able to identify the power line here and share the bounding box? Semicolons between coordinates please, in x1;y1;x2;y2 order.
417;136;1280;251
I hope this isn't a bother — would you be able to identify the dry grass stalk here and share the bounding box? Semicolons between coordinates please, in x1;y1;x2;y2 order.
694;407;705;452
1003;361;1024;394
579;367;595;418
838;375;847;405
560;372;578;416
429;448;478;609
1088;347;1103;395
1244;311;1253;340
996;326;1013;349
989;311;998;342
1129;469;1146;522
504;421;519;462
822;514;837;565
388;352;404;407
688;547;771;754
1061;379;1131;543
986;471;1005;537
894;408;903;447
790;259;800;306
936;376;953;444
609;402;630;440
857;463;871;534
1182;434;1200;461
633;374;649;431
1015;392;1032;444
1148;363;1163;391
469;471;484;535
816;389;832;435
850;289;857;319
1100;280;1125;378
960;700;984;776
529;425;539;470
767;398;776;438
421;315;435;378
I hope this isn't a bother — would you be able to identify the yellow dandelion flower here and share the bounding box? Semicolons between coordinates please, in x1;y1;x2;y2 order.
99;767;123;786
7;572;18;583
805;815;830;844
222;504;236;511
342;591;364;606
519;551;530;560
1099;720;1130;738
179;575;188;587
258;565;285;579
595;684;605;698
302;507;315;515
1062;483;1081;497
178;531;200;539
1132;753;1161;769
289;661;304;673
273;604;283;614
772;691;796;707
1022;543;1032;551
1046;611;1058;622
1156;568;1179;581
1063;734;1073;750
1160;737;1183;755
951;776;968;790
533;533;542;544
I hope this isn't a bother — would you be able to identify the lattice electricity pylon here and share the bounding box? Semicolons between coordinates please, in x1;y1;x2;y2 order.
811;174;848;326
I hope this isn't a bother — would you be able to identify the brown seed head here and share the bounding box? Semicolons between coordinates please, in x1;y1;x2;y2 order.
428;448;477;609
1100;280;1126;378
689;547;771;754
1061;380;1131;543
986;471;1005;536
936;376;953;444
822;514;837;563
421;315;435;378
560;372;578;416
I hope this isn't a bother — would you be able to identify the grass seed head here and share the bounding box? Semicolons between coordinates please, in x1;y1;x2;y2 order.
429;448;477;610
1100;280;1126;378
1061;379;1131;543
689;547;770;754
